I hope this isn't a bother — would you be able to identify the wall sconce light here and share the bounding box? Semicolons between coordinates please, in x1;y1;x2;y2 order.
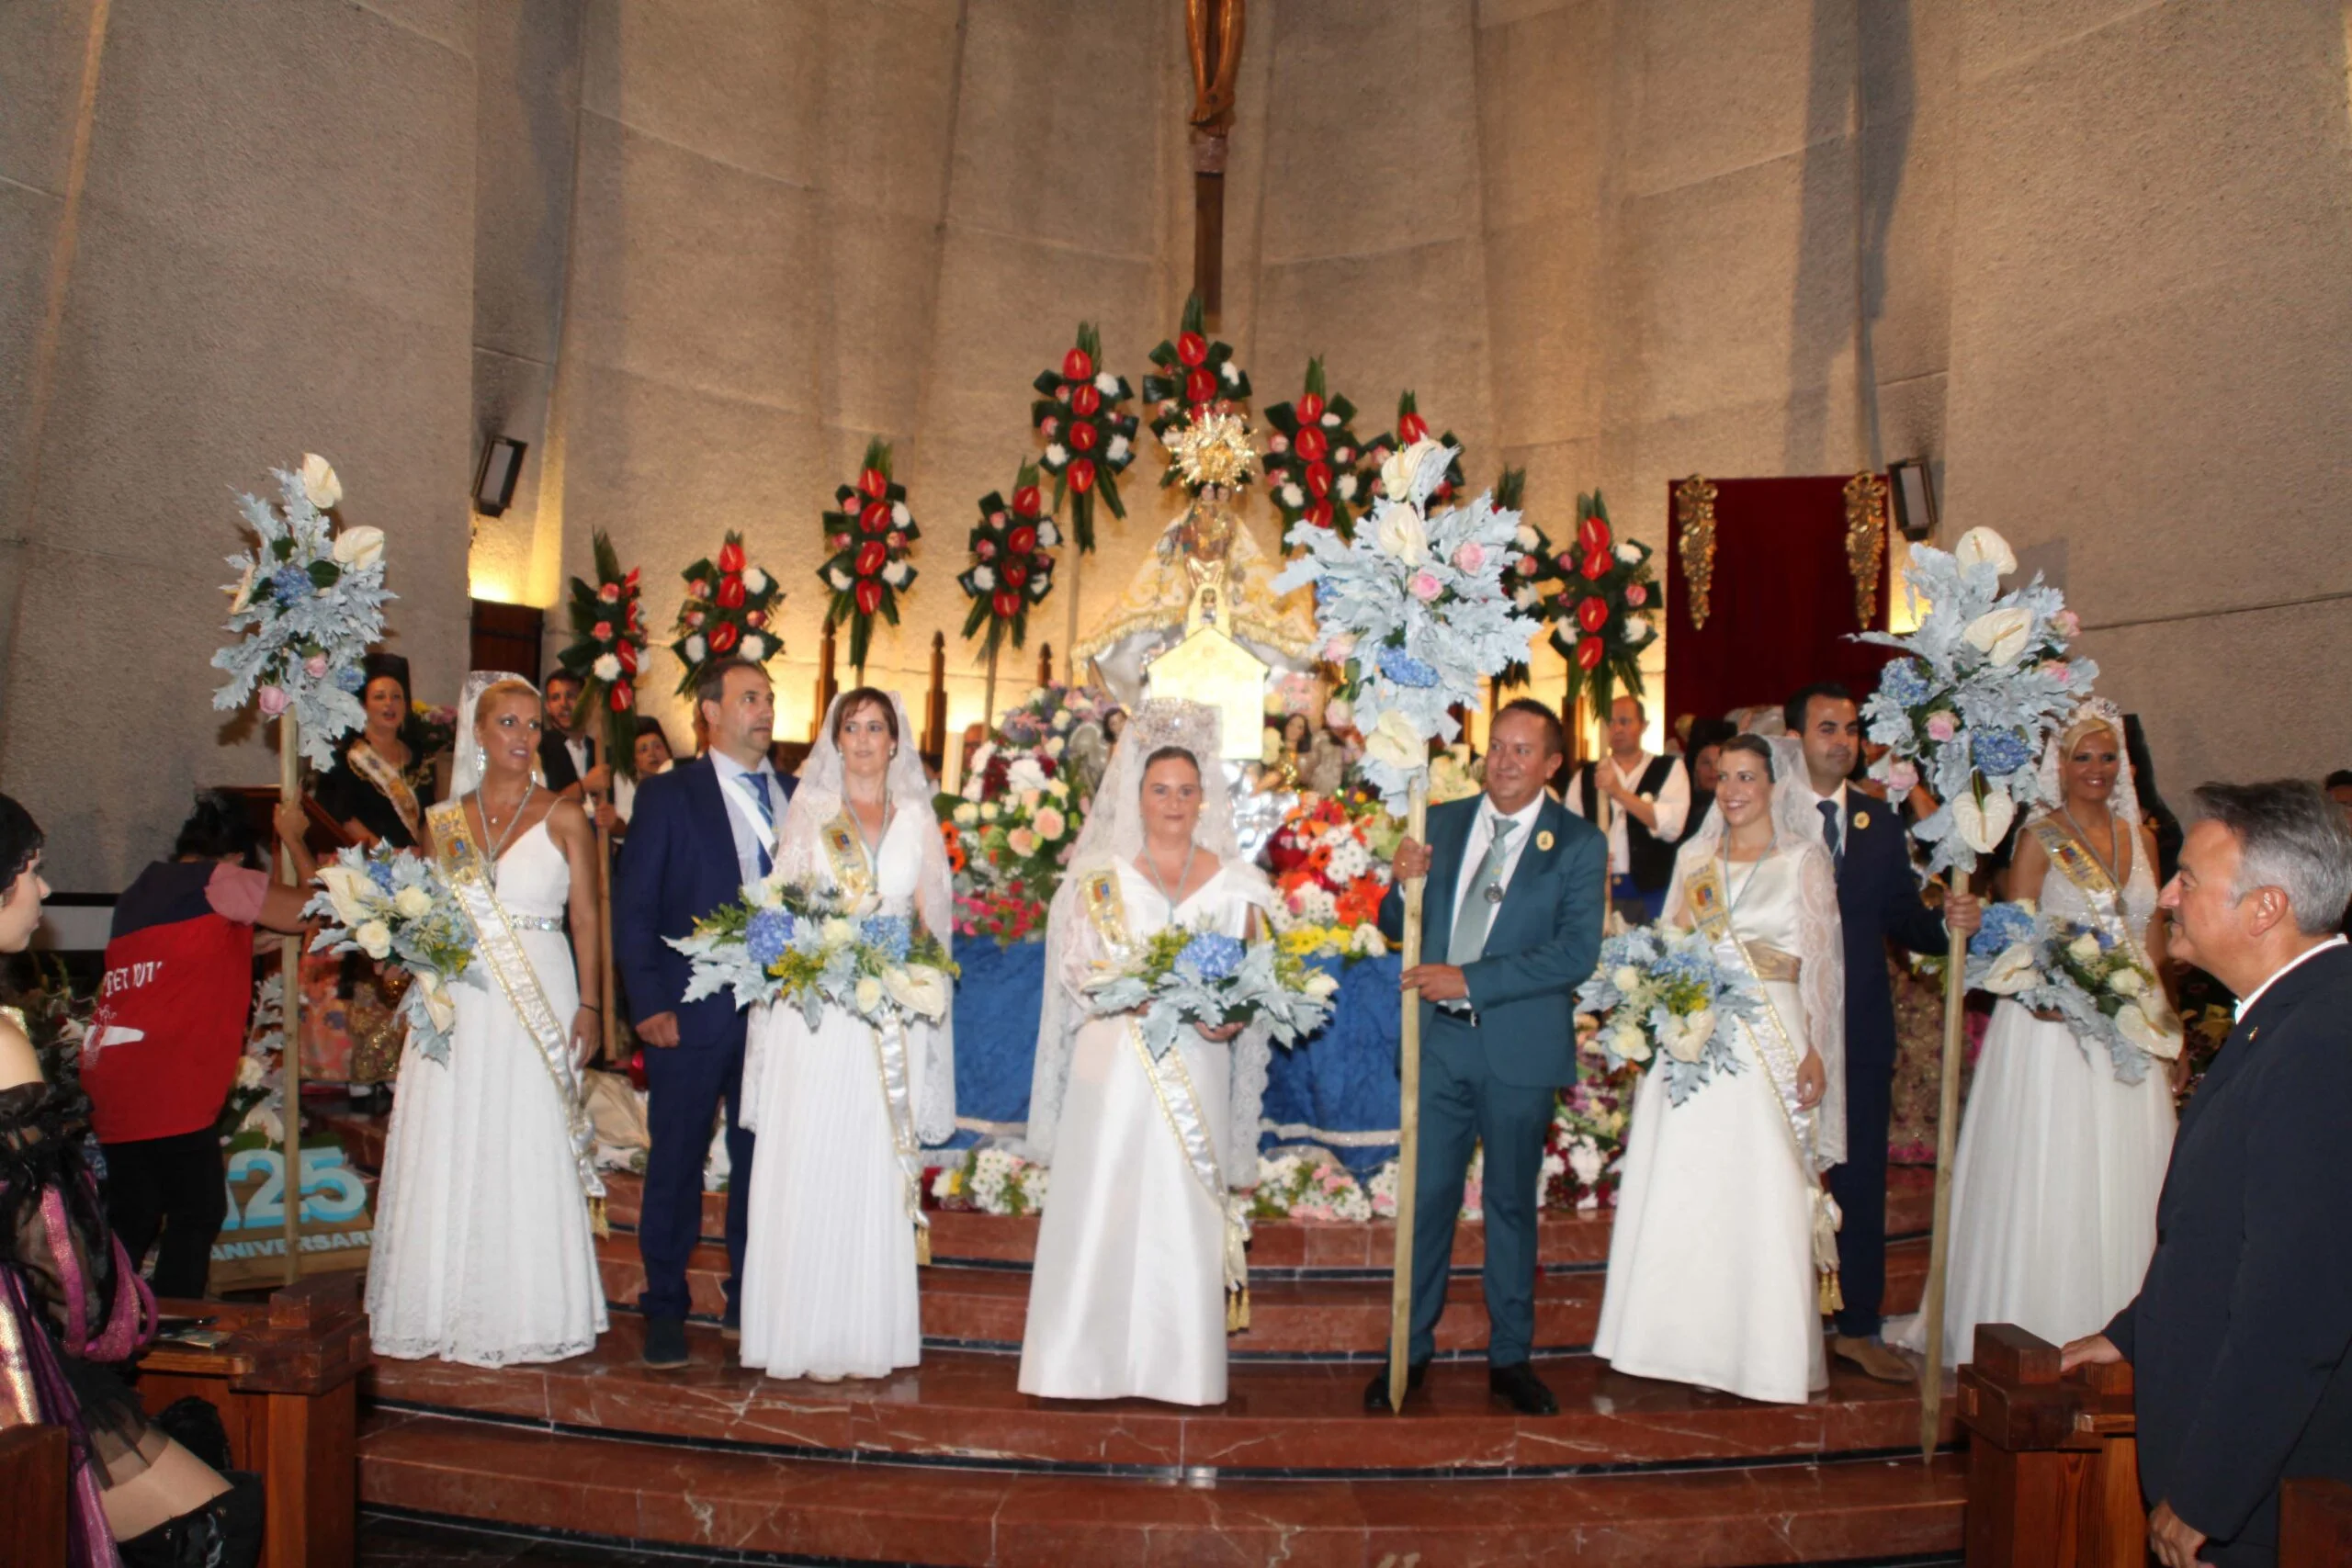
473;435;527;517
1887;457;1938;541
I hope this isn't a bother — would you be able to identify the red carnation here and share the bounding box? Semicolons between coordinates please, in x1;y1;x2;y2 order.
1580;548;1611;581
855;540;888;577
717;576;746;608
1062;346;1093;381
1298;392;1325;423
1008;525;1037;556
1576;635;1605;671
1069;458;1097;493
1577;595;1609;633
1305;462;1332;499
1294;426;1328;462
1070;384;1101;418
610;681;633;711
1012;485;1042;517
718;540;746;573
993;590;1020;618
1175;331;1207;367
1184;367;1215;406
708;621;741;654
857;468;888;501
854;579;883;616
597;582;620;604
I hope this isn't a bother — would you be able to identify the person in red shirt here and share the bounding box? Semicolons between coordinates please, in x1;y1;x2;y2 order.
84;793;313;1299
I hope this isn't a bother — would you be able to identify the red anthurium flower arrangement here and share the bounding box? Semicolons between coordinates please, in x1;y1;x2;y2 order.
670;530;785;697
959;461;1060;659
1367;391;1466;508
1142;292;1253;491
556;532;651;774
818;438;922;673
1030;322;1138;555
1549;490;1660;719
1261;357;1374;542
1487;469;1572;690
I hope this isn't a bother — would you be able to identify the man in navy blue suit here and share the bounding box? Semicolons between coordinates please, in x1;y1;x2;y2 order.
2064;783;2352;1568
1783;682;1978;1383
615;657;790;1369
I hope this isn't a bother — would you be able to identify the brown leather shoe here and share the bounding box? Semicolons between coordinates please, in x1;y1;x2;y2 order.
1830;1334;1916;1383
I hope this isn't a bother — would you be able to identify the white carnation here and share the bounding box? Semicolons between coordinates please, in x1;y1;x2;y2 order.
953;803;978;826
744;567;771;594
826;569;852;592
1337;475;1358;500
1107;434;1130;462
1093;371;1119;396
593;652;622;682
972;566;995;590
882;560;910;586
1615;542;1640;563
684;633;708;661
1045;443;1069;466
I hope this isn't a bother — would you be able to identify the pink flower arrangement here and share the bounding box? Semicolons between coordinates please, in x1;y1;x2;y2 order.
1926;711;1958;742
1453;541;1487;573
1408;570;1443;602
1885;759;1919;795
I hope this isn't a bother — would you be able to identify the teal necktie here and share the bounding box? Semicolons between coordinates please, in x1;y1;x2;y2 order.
1447;816;1517;965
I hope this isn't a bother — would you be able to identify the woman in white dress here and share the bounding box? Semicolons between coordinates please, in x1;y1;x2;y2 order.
1595;734;1847;1404
1019;700;1276;1406
1892;700;2177;1367
738;688;955;1382
368;673;610;1367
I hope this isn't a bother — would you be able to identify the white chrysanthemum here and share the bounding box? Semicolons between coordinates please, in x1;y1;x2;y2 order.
971;566;995;590
1045;443;1069;465
1107;434;1130;463
882;560;910;586
1093;371;1120;397
744;567;771;594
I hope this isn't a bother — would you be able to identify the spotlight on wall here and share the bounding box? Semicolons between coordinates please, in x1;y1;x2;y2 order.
473;435;527;517
1887;457;1938;541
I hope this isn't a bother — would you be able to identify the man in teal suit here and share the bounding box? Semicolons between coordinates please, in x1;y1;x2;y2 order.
1364;698;1609;1415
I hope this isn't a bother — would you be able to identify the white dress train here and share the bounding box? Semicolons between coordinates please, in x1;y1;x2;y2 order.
367;821;608;1367
738;807;939;1381
1889;829;2176;1368
1594;846;1838;1404
1018;861;1260;1406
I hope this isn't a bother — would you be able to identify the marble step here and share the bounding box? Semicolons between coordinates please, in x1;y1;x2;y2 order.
368;1331;1957;1478
592;1234;1929;1358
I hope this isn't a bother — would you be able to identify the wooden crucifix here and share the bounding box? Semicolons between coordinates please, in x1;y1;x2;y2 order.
1186;0;1245;327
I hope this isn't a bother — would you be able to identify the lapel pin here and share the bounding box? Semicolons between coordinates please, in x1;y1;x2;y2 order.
1536;829;1555;852
1853;809;1871;830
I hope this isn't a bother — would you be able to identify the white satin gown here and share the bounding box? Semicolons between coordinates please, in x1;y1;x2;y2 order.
1595;849;1833;1404
1890;830;2175;1367
367;821;608;1367
1018;861;1256;1406
739;807;938;1381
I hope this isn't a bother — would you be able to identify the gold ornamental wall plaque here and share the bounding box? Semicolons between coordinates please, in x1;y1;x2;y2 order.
1843;470;1889;627
1674;475;1719;629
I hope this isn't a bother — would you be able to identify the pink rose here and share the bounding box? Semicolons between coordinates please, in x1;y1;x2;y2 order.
1925;711;1958;742
1624;583;1648;607
1008;828;1038;857
1409;570;1443;602
685;610;705;627
2050;608;2081;638
1885;760;1919;795
257;684;289;716
598;582;621;603
302;653;328;679
2042;660;2071;684
594;621;613;640
1453;541;1487;574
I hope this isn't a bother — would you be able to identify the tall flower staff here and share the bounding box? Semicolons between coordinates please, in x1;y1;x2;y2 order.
1554;490;1659;729
819;440;921;682
211;452;391;1283
1853;524;2096;1457
958;463;1060;722
671;532;784;697
556;530;648;1061
1368;393;1465;510
1272;439;1543;1411
1033;324;1136;670
1143;292;1251;493
1261;358;1373;541
1492;468;1566;689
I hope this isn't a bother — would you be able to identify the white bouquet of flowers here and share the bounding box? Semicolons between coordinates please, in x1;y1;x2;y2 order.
304;845;476;1065
1080;926;1339;1060
670;877;956;1030
1966;898;2181;1083
1272;441;1543;811
1857;526;2096;875
1575;926;1768;1105
210;455;394;768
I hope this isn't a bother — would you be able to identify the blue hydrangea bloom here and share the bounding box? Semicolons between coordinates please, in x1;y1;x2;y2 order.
1179;932;1245;982
368;859;397;894
1878;659;1930;708
860;915;912;964
1970;900;2040;956
1377;647;1440;688
271;564;312;604
334;665;365;693
1973;729;2034;776
746;908;796;969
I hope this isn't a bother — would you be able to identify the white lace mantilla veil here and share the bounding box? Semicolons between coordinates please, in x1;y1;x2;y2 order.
1663;734;1849;1168
450;670;538;800
2035;698;2141;833
1022;698;1276;1186
774;690;956;1144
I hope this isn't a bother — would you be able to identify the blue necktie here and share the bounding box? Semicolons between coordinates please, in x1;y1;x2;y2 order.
1818;799;1843;869
741;773;775;877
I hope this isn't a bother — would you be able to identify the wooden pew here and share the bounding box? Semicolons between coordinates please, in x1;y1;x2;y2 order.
2282;1476;2352;1567
136;1272;370;1568
0;1424;68;1567
1957;1324;2143;1567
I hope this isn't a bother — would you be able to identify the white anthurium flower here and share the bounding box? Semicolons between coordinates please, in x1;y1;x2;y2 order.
417;972;457;1032
744;567;770;594
355;919;394;961
1663;1007;1715;1064
391;885;434;920
2117;998;2182;1058
300;453;342;510
242;1105;286;1145
1363;709;1424;771
1980;942;2039;995
593;652;622;682
1962;605;2034;667
1093;371;1119;396
971;566;995;591
882;560;910;586
1373;503;1428;565
1045;443;1069;466
886;964;951;1021
1953;526;2018;576
332;525;386;570
1107;434;1130;462
1950;787;2016;854
684;633;708;661
317;866;373;929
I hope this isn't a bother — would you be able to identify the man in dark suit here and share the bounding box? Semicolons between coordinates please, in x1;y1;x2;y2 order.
615;657;789;1369
1363;698;1608;1416
1784;682;1980;1382
2064;781;2352;1568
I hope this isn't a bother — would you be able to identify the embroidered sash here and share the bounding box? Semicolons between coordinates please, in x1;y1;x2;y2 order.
1684;857;1845;1314
1080;866;1252;1331
820;811;930;1265
348;738;424;844
2028;818;2183;1061
428;800;607;1230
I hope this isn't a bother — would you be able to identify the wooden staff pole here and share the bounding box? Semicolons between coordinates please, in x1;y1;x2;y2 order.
982;644;1001;737
592;739;618;1064
1917;867;1971;1460
277;715;304;1286
1063;552;1083;686
1385;769;1430;1412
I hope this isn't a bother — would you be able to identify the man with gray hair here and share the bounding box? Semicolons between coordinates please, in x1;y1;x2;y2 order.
2064;780;2352;1568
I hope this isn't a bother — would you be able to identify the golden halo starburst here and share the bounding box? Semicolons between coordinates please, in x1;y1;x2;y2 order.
1169;408;1261;491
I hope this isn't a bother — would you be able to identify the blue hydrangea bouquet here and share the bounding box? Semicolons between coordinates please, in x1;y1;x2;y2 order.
1965;899;2180;1083
304;844;475;1065
1080;926;1340;1060
1574;925;1767;1104
670;879;956;1031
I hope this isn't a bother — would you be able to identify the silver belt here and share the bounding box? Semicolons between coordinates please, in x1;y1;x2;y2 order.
508;912;565;932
